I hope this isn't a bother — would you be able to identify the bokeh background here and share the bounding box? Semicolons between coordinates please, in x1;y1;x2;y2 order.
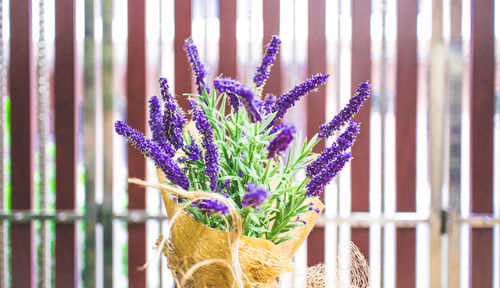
0;0;499;287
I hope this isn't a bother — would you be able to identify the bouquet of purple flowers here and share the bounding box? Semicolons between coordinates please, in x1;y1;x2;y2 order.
118;35;370;287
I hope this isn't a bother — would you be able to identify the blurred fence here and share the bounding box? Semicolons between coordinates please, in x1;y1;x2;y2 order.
0;0;499;287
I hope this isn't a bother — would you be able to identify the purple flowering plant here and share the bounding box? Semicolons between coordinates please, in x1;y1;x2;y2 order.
116;36;370;244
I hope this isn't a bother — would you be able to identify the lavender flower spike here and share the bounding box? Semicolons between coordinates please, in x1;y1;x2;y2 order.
267;124;295;159
241;183;270;209
214;78;262;122
318;81;370;138
271;73;329;125
191;101;220;191
115;121;190;190
227;92;240;112
148;96;176;157
159;78;186;150
178;135;201;163
306;120;359;177
194;199;229;216
305;152;352;197
253;35;281;88
261;94;276;116
184;38;210;95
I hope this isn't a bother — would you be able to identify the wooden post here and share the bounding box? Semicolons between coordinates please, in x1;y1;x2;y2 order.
127;1;147;287
470;0;494;286
307;0;327;267
219;0;237;79
263;0;282;97
429;0;444;286
55;0;78;286
350;0;371;261
10;0;35;286
174;0;192;111
395;1;417;287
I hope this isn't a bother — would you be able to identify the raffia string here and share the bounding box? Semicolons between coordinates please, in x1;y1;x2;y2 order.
304;242;369;288
129;178;369;288
128;178;246;287
130;177;297;287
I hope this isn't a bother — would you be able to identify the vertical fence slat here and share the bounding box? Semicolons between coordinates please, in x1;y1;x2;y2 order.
0;0;5;285
350;0;371;261
395;1;417;287
55;0;77;286
470;0;494;286
174;0;192;111
219;0;237;78
307;0;326;267
430;1;444;287
10;0;35;287
447;0;463;286
102;0;114;285
127;1;147;287
263;0;281;97
83;0;97;286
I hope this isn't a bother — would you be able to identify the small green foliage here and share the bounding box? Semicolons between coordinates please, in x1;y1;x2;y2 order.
160;85;320;244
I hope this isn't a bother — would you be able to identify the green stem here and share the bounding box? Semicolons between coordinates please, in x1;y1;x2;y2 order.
261;159;272;183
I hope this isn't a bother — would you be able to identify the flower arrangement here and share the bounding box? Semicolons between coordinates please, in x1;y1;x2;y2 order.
117;35;370;286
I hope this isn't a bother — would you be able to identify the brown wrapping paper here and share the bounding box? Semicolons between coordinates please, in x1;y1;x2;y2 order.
156;171;324;287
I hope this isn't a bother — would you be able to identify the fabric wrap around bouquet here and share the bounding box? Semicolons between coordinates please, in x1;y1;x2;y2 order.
147;171;324;288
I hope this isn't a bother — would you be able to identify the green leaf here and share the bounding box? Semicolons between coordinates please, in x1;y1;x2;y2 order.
248;212;260;224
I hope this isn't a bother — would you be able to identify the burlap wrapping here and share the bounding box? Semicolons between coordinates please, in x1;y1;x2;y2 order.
130;175;369;288
131;171;323;287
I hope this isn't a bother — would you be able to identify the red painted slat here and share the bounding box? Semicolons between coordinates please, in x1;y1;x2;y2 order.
174;0;192;111
396;229;416;286
395;1;417;287
396;0;417;213
263;0;281;97
9;1;35;287
350;0;371;261
219;0;237;78
54;0;77;287
127;1;147;287
307;0;326;267
470;0;494;286
470;229;493;287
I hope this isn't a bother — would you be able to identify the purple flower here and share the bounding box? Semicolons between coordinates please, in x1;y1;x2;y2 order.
227;92;240;112
115;121;190;190
148;96;176;156
191;102;219;191
158;78;175;102
318;81;370;138
220;179;231;191
270;73;329;126
305;152;352;197
306;121;359;177
179;135;201;163
159;78;186;150
194;199;229;216
267;124;295;159
241;183;270;209
261;94;276;116
184;38;210;95
253;35;281;88
214;78;262;122
269;123;285;135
